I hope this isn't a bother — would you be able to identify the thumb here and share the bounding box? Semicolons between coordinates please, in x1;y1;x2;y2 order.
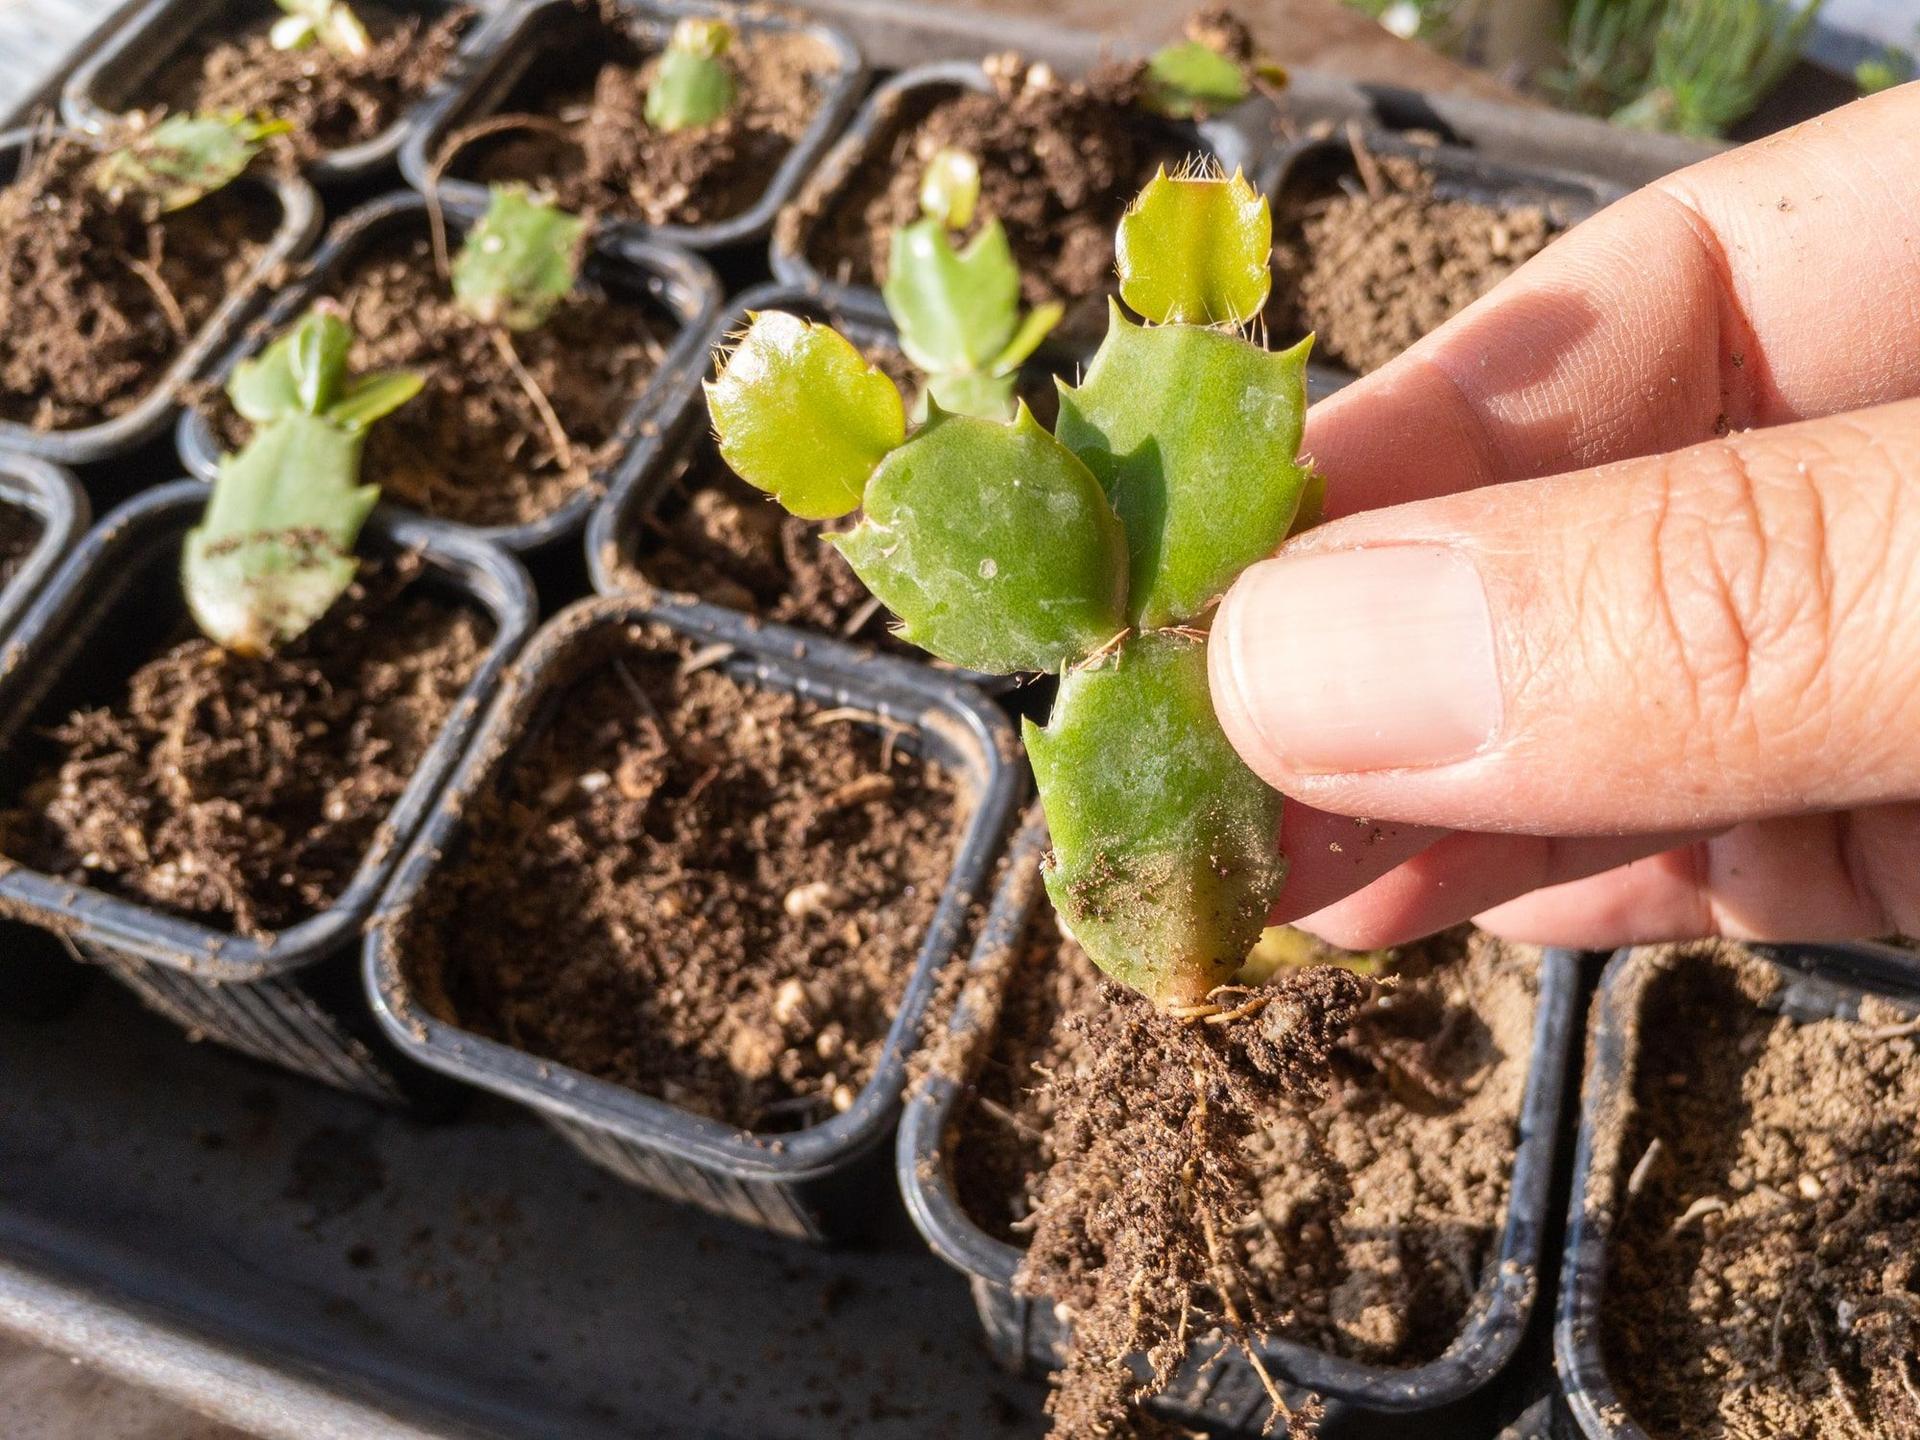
1209;396;1920;836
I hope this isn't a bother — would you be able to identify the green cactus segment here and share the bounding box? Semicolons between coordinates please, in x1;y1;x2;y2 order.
917;147;980;232
883;215;1064;422
270;0;372;55
830;404;1128;674
1025;630;1285;1006
645;18;737;133
1057;303;1312;628
1141;39;1250;118
185;309;418;655
1115;166;1272;327
451;185;588;332
93;113;288;214
706;311;905;521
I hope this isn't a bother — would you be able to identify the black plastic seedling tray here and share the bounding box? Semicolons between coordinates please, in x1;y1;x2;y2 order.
0;0;1736;1432
365;593;1025;1242
59;0;512;188
1554;942;1920;1440
0;127;321;468
402;0;866;254
176;190;723;556
0;482;538;1103
901;809;1587;1438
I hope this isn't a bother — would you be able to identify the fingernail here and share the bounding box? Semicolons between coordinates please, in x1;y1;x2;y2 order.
1215;546;1501;774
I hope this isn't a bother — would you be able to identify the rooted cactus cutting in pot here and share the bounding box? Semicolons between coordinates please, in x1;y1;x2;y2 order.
98;0;474;166
782;9;1272;328
0;306;492;940
0;115;289;434
430;0;847;232
196;185;677;532
710;164;1363;1435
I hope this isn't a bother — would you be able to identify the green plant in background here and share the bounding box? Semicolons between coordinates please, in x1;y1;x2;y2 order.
1549;0;1821;135
879;148;1063;421
93;112;289;214
708;166;1318;1009
644;17;737;133
269;0;373;57
1142;39;1252;117
185;306;421;655
1854;44;1915;94
451;184;589;331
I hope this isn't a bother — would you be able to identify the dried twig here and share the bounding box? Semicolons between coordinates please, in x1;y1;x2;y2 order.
489;328;575;472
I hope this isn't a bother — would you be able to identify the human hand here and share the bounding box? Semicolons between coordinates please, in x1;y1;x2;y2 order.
1208;83;1920;951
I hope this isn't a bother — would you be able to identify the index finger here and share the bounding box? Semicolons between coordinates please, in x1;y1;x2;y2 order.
1308;82;1920;519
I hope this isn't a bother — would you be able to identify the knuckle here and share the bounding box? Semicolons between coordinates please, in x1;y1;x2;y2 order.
1627;439;1842;772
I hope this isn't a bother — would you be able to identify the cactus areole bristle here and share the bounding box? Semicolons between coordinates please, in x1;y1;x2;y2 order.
184;305;421;656
705;165;1316;1008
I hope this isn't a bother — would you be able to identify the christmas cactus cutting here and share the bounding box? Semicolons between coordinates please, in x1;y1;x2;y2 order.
707;162;1315;1009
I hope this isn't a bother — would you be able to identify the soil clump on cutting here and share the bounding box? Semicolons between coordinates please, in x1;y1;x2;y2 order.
0;558;488;936
0;133;277;431
208;223;668;529
444;0;839;229
954;921;1537;1435
1269;147;1553;374
403;621;964;1133
1601;941;1920;1440
151;3;472;163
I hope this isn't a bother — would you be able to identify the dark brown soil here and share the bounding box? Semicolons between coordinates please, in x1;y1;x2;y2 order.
1269;147;1553;374
0;559;489;937
401;620;966;1133
0;133;277;431
151;3;472;164
629;442;910;653
206;222;668;529
0;507;43;591
444;0;838;229
1600;942;1920;1440
803;57;1179;323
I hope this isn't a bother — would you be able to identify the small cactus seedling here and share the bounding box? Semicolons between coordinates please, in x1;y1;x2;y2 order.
185;305;422;655
269;0;373;57
880;147;1064;421
451;184;589;332
708;165;1316;1009
93;112;289;214
1141;39;1250;118
644;17;737;133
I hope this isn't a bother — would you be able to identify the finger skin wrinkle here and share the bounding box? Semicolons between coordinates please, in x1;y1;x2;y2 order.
1639;185;1773;432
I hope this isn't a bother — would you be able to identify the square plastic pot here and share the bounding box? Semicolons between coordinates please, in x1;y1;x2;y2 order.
176;190;722;556
1554;942;1920;1440
0;455;90;646
1264;129;1623;385
899;807;1586;1434
364;592;1026;1241
769;60;1264;337
400;0;866;254
0;455;90;1021
0;129;320;468
0;481;537;1100
59;0;512;188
